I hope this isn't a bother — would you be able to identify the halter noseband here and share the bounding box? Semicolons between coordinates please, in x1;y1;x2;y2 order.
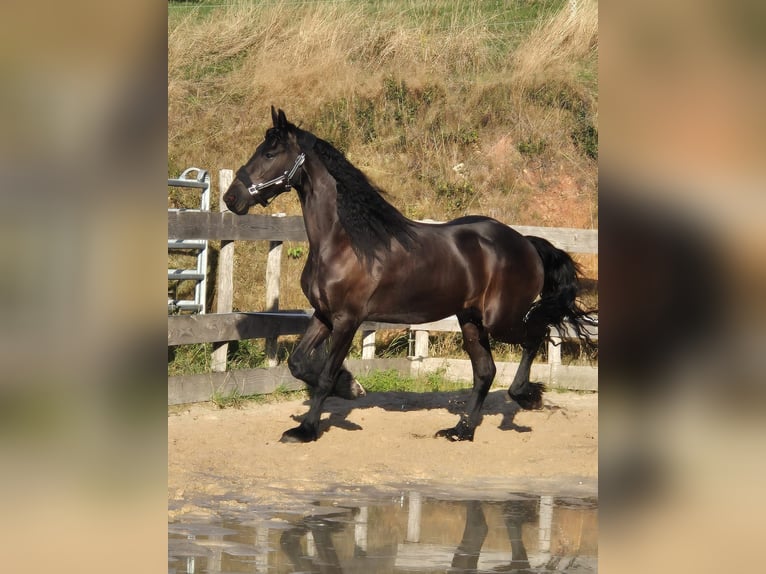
237;153;306;206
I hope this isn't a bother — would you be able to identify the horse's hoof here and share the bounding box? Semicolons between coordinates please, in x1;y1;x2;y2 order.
349;378;366;398
512;396;543;410
435;425;475;442
333;373;366;400
509;383;545;410
510;395;543;410
280;424;317;443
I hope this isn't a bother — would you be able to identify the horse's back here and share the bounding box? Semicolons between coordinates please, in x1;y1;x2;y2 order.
436;216;536;262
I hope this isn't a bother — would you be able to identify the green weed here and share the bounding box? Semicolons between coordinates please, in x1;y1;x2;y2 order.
571;112;598;159
286;246;306;260
517;137;549;157
435;180;476;213
211;389;246;409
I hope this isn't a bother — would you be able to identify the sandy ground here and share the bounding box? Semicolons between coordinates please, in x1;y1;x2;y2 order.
168;389;597;513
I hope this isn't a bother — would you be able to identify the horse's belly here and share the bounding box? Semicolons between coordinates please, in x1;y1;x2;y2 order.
366;275;470;324
366;306;454;325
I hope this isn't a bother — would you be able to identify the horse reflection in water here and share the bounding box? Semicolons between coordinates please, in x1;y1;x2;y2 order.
451;499;538;572
223;107;594;443
279;515;347;574
277;499;540;573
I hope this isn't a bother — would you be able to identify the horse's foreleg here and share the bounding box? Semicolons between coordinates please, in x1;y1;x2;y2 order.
436;319;496;442
288;316;365;400
281;317;360;443
332;366;366;400
287;315;331;387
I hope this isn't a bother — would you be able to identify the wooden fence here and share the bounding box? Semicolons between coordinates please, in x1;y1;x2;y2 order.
167;170;598;405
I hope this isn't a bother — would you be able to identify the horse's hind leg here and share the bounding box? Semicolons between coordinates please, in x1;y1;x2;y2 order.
507;341;545;409
508;313;547;410
436;317;496;441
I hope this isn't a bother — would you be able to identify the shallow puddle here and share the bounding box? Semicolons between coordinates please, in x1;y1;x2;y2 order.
169;487;597;573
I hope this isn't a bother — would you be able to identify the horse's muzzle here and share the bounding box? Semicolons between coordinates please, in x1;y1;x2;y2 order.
222;188;249;215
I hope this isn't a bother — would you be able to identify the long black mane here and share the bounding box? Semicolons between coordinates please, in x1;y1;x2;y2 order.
310;136;416;265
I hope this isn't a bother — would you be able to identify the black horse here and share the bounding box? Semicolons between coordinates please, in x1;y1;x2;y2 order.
223;107;593;443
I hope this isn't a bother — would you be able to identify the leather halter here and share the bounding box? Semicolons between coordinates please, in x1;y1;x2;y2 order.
236;153;305;206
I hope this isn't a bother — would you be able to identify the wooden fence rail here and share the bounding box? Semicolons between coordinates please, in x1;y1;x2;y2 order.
167;169;598;405
167;210;598;253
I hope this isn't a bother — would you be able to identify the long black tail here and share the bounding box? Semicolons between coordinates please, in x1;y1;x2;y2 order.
525;235;597;352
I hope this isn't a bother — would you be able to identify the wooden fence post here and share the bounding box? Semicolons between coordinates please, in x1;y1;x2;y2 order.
212;169;234;372
265;214;285;367
406;490;422;543
361;330;376;360
355;506;369;552
413;330;429;359
547;327;562;387
538;495;554;555
255;524;270;570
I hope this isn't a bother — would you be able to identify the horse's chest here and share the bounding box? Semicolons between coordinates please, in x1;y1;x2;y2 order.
300;252;367;314
300;258;331;311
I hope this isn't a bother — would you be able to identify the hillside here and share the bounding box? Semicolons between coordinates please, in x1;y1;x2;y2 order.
168;0;597;313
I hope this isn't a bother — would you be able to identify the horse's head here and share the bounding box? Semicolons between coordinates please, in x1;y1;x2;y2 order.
223;106;315;214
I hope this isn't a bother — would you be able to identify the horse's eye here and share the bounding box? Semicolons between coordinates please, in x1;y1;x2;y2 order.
264;152;274;159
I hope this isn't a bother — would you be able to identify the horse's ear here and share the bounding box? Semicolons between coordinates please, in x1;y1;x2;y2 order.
271;105;279;127
277;108;288;131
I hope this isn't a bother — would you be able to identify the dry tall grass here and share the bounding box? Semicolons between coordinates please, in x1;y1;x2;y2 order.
511;0;598;88
168;0;598;313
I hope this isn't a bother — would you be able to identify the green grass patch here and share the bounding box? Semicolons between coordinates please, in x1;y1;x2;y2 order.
168;339;268;376
210;384;308;409
211;388;248;409
168;0;224;25
181;51;248;83
358;368;470;394
168;343;213;376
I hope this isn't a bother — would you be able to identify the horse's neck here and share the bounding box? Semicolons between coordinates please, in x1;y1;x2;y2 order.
296;162;343;249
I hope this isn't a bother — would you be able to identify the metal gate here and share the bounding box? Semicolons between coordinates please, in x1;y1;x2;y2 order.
168;167;210;314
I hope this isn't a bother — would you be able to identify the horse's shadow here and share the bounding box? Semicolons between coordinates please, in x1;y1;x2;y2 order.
291;387;542;439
